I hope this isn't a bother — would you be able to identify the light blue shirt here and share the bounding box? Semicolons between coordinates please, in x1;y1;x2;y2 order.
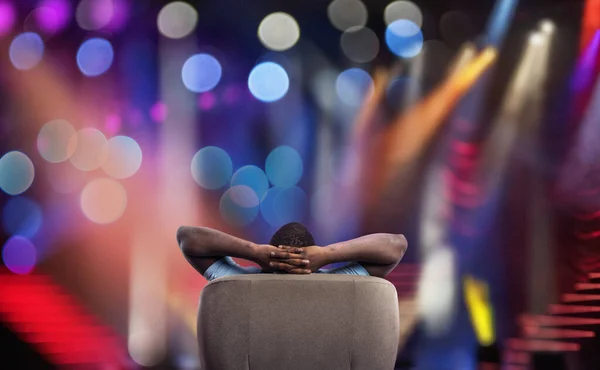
204;256;369;281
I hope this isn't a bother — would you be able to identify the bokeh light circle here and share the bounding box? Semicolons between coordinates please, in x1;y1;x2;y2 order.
260;186;283;227
69;128;109;171
46;161;86;194
181;53;222;93
335;68;374;107
273;186;307;225
77;38;114;77
0;151;35;195
265;146;303;188
384;1;423;28
327;0;368;31
191;146;233;190
157;1;198;39
35;0;72;34
2;236;37;275
80;178;127;224
101;136;142;179
340;26;379;63
0;1;16;36
75;0;113;31
248;62;289;103
37;119;77;163
385;19;423;58
9;32;44;70
219;185;259;226
230;165;269;201
2;196;43;238
258;12;300;51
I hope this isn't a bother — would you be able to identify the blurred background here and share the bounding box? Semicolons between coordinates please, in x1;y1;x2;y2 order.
0;0;600;369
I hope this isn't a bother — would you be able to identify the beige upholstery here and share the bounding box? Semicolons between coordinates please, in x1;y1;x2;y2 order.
197;274;400;370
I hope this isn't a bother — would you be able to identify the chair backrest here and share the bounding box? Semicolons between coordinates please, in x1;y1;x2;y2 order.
198;274;400;370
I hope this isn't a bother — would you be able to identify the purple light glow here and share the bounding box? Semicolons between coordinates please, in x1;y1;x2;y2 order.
2;236;37;275
103;0;128;32
150;102;168;122
223;85;242;104
0;1;16;36
572;31;600;92
91;0;113;29
104;114;121;135
36;0;71;34
199;93;216;110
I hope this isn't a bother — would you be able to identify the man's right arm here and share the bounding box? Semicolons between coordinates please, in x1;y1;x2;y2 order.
176;226;260;276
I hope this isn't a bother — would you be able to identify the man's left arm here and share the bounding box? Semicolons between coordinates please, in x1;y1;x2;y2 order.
271;233;408;278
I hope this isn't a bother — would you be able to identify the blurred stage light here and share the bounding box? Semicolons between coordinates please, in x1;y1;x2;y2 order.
231;165;269;201
150;102;168;122
385;19;423;58
26;0;71;35
258;12;300;51
69;128;109;171
227;184;260;208
261;186;283;227
464;275;495;346
335;67;374;107
248;62;289;102
340;26;379;63
540;19;555;34
190;146;233;190
46;161;86;194
418;246;457;337
311;69;338;111
0;151;35;195
181;53;222;93
273;186;307;225
265;146;303;188
581;0;600;51
101;136;143;179
77;38;114;77
157;1;197;39
219;185;259;226
105;114;122;135
2;196;43;238
80;178;127;224
440;11;476;48
103;0;129;33
327;0;367;31
2;236;37;275
529;32;544;45
384;1;423;28
37;119;77;163
198;92;216;110
0;1;16;36
9;32;44;70
76;0;114;31
485;0;520;46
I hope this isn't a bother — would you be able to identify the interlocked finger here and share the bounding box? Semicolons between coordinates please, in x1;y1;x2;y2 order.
277;258;309;266
270;251;304;259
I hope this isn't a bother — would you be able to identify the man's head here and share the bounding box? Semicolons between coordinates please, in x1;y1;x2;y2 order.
269;222;315;248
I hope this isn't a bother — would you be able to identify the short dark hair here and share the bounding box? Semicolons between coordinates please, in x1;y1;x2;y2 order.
269;222;315;248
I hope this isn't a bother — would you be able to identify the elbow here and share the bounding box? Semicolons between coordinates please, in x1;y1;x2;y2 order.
392;234;407;262
176;226;191;252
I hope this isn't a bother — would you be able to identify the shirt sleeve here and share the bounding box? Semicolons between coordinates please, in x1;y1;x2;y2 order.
317;262;370;276
203;256;261;281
